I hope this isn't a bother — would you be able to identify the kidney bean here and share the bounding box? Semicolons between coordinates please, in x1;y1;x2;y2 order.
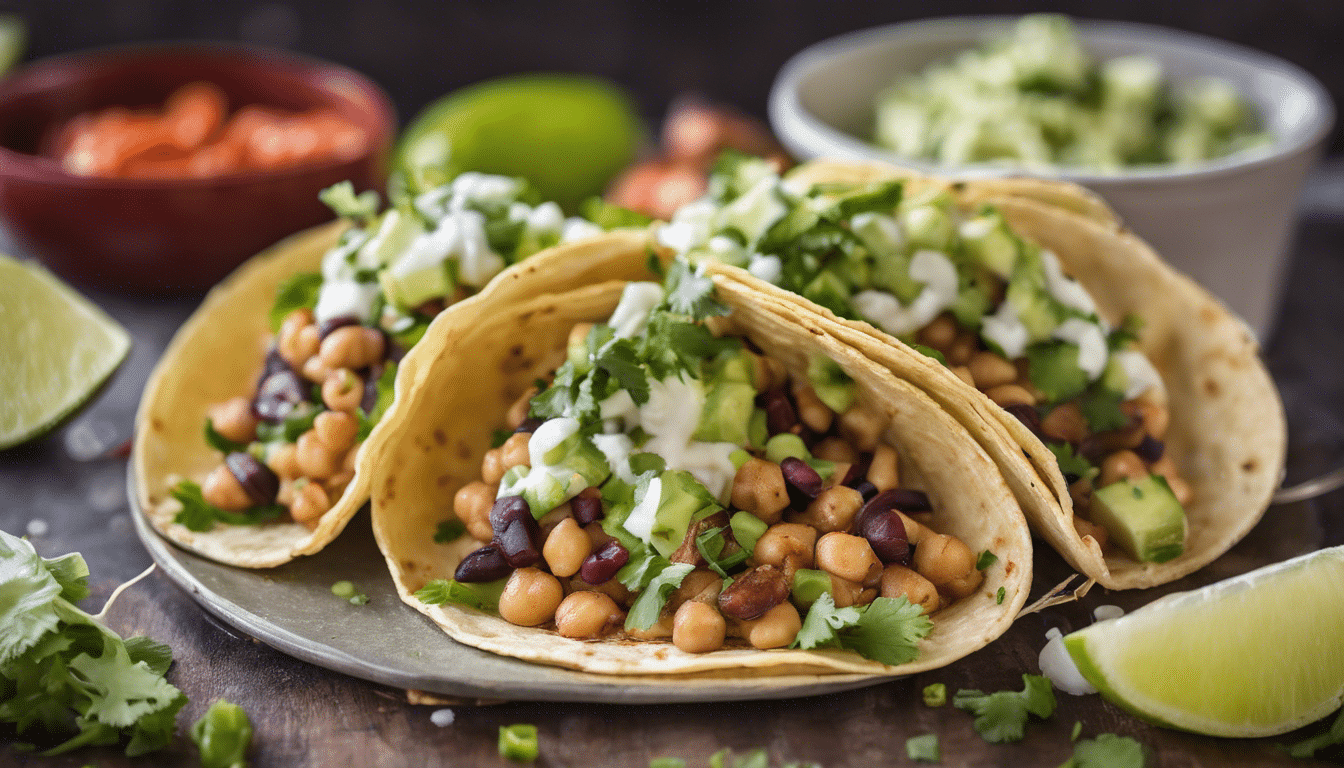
579;540;629;584
780;457;823;510
1004;404;1043;439
842;452;873;487
717;565;789;620
259;347;293;380
496;518;542;568
849;480;879;502
224;452;279;505
361;364;384;413
514;417;545;434
454;545;513;582
317;315;360;339
570;487;605;526
857;510;910;565
489;496;533;538
762;390;797;435
1135;434;1165;463
252;369;309;423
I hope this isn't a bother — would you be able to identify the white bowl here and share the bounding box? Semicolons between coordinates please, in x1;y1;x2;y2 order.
769;17;1335;338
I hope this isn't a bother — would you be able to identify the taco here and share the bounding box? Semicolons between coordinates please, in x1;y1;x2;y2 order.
362;236;1032;676
133;174;645;568
662;156;1283;589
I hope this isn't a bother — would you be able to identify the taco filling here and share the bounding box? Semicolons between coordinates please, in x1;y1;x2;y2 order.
422;262;991;662
659;156;1189;565
178;173;625;532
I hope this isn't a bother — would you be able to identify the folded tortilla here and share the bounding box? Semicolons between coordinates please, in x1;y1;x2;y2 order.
362;233;1033;676
704;160;1285;590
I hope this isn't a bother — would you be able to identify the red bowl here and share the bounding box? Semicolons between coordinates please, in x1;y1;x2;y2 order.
0;44;395;293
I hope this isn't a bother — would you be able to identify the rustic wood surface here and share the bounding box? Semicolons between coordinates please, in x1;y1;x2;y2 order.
3;164;1344;767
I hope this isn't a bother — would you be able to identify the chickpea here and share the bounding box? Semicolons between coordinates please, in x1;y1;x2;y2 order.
815;532;881;585
453;481;497;542
481;447;507;485
1068;478;1094;517
967;351;1017;390
795;485;864;533
318;326;368;371
897;511;929;545
673;601;726;653
554;591;623;639
202;464;252;511
829;575;866;608
290;480;330;530
811;437;859;464
1099;450;1147;487
751;353;786;393
730;459;789;524
917;314;957;351
1073;514;1110;550
295;429;342;479
568;573;632;608
793;385;834;433
505;387;538;430
879;564;940;615
669;570;723;611
942;568;984;600
313;410;358;452
301;355;332;384
276;480;297;508
838;406;885;453
266;442;301;481
1041;403;1089;445
753;523;816;571
912;533;978;591
625;613;674;640
542;518;591;578
1136;396;1170;440
322;368;364;412
1162;473;1194;507
951;365;975;387
499;433;531;473
867;444;900;492
739;602;802;649
986;384;1037;408
497;568;564;627
209;396;258;444
324;470;354;499
277;308;316;368
947;331;977;366
342;442;361;473
538;503;572;538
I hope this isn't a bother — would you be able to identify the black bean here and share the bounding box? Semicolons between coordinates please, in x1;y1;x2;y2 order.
259;347;292;380
317;315;360;339
362;364;384;413
489;496;533;539
762;390;797;435
849;480;879;501
780;457;823;509
252;369;308;423
496;518;541;568
224;452;279;505
857;510;910;565
717;565;789;620
579;540;629;584
514;417;545;434
1135;434;1165;463
454;545;513;582
1004;403;1043;438
570;488;604;526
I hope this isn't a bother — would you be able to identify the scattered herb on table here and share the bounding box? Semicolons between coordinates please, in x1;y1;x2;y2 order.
923;682;947;707
499;723;539;762
954;674;1057;743
1287;708;1344;759
190;699;253;768
330;580;369;605
1059;732;1147;767
975;550;998;570
906;734;940;763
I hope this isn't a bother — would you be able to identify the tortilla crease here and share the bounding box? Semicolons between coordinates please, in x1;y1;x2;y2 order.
707;160;1285;590
363;241;1033;677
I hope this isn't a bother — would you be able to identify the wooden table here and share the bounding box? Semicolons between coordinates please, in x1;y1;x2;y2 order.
4;164;1344;767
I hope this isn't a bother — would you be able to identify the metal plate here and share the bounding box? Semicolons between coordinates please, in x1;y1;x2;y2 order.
131;475;886;704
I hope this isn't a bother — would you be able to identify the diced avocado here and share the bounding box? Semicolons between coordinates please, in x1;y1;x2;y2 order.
960;211;1021;278
870;251;922;304
1089;474;1187;563
599;475;645;551
791;568;834;608
950;272;993;329
566;324;610;374
729;448;753;469
900;201;955;252
1006;278;1062;342
748;408;769;450
363;209;426;266
542;433;612;488
765;433;809;464
807;356;856;414
802;270;852;317
729;510;768;554
379;261;454;310
707;348;755;386
716;176;788;246
1099;354;1130;395
648;470;721;557
850;212;904;260
1026;340;1090;403
627;452;666;475
498;465;574;519
693;380;756;446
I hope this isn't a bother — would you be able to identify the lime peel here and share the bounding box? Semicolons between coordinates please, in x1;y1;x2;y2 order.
1064;545;1344;737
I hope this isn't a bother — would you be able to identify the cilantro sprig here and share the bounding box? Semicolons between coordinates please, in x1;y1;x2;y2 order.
169;480;283;532
953;674;1057;743
792;593;932;665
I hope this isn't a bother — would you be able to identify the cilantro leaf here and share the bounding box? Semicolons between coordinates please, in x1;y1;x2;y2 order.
1060;733;1147;767
356;362;398;441
793;592;862;651
664;259;729;320
1048;442;1095;480
975;550;999;570
594;338;650;406
905;733;940;763
954;674;1057;743
793;594;932;665
579;197;654;230
640;313;739;379
204;419;248;454
190;699;253;768
415;579;506;612
625;563;693;631
268;272;323;332
1076;385;1129;433
433;520;467;544
170;480;282;532
1287;708;1344;759
0;530;69;663
694;526;748;579
319;180;379;223
1026;341;1091;403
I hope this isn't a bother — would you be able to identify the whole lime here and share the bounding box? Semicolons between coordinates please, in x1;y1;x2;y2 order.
396;74;644;212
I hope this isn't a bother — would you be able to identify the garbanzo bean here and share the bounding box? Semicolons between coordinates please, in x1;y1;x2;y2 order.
554;591;623;639
301;355;332;384
947;331;977;366
1099;450;1147;487
740;602;802;649
897;511;928;545
986;383;1037;408
266;442;301;480
481;447;507;485
967;351;1017;390
828;575;866;608
453;481;497;542
815;532;881;585
498;568;563;627
867;444;900;492
951;365;975;387
1136;397;1170;440
505;387;538;430
202;463;251;511
322;368;363;412
313;410;358;452
542;518;591;578
879;564;940;615
752;523;816;571
942;568;984;600
730;458;789;524
295;429;342;479
277;308;315;368
318;326;367;371
673;600;726;653
811;436;859;464
912;533;977;590
625;613;674;640
796;485;863;533
1072;513;1109;550
290;480;330;529
917;314;957;350
838;405;885;453
499;432;531;473
324;470;354;498
793;385;834;432
751;353;786;393
209;396;258;444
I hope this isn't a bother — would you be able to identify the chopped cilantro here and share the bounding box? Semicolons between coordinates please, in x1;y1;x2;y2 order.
356;362;398;441
953;674;1057;743
1287;708;1344;759
319;180;379;223
433;520;467;543
330;581;369;606
905;733;940;763
255;401;319;444
1060;733;1146;767
709;748;770;768
695;526;748;579
793;593;932;665
1076;385;1129;433
204;419;248;454
649;759;687;768
664;259;730;321
190;699;253;768
975;550;998;570
491;429;513;449
923;682;947;707
415;578;506;612
1047;442;1095;480
646;248;667;278
911;344;948;366
579;196;654;230
1071;721;1083;741
498;723;539;762
169;480;282;532
1026;341;1091;403
625;563;694;631
268;272;323;332
996;587;1006;604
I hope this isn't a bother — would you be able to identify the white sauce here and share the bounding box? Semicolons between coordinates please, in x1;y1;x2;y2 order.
498;417;591;506
982;298;1031;358
560;217;603;243
1114;349;1165;400
747;253;783;284
852;250;958;337
1053;318;1108;380
622;475;663;542
527;201;565;235
1041;250;1099;316
657;198;718;253
608;282;664;339
716;176;787;245
598;389;638;422
708;235;749;267
593;433;637;483
632;376;738;503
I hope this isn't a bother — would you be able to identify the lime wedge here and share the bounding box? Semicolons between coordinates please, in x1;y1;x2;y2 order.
396;74;643;212
0;15;25;77
1065;546;1344;737
0;257;131;448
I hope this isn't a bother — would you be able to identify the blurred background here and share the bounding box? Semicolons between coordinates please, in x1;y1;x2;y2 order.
6;0;1341;155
